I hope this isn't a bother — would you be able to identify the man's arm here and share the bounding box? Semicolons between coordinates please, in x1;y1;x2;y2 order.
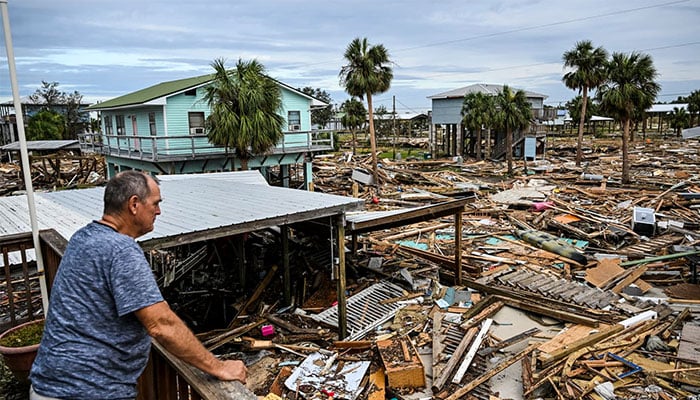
134;301;247;383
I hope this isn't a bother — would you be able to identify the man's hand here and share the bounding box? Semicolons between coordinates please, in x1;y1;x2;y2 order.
213;359;247;383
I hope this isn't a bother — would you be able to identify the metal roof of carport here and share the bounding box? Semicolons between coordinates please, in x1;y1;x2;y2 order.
0;172;364;250
345;197;474;234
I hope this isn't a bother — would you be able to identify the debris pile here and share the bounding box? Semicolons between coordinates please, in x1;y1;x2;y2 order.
133;137;700;399
0;152;105;195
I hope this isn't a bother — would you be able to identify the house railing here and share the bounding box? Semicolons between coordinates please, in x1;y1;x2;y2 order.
0;230;256;399
79;130;334;162
0;230;66;332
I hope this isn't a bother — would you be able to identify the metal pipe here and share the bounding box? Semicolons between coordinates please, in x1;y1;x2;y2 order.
1;0;50;314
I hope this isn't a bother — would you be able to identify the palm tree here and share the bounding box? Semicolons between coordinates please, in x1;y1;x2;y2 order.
339;37;393;188
495;85;532;175
461;92;494;161
687;89;700;127
669;107;690;136
562;40;608;167
598;52;660;184
203;58;284;170
340;98;367;156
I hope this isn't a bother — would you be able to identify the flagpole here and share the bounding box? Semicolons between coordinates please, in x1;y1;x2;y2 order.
1;0;50;315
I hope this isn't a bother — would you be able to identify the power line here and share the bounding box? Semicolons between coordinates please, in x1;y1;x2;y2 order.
393;0;690;53
279;0;691;72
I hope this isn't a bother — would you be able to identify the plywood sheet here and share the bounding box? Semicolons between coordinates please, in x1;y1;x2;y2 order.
584;258;624;288
677;324;700;364
537;323;611;355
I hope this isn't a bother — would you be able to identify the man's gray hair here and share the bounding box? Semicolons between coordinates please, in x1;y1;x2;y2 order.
103;171;158;215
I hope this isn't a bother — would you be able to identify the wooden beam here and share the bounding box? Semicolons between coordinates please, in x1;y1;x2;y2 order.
455;211;463;285
445;342;540;400
282;225;290;305
452;319;492;384
336;215;348;339
432;326;478;391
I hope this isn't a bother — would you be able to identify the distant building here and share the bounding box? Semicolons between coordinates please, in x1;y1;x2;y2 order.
0;98;92;145
427;83;547;159
83;74;332;188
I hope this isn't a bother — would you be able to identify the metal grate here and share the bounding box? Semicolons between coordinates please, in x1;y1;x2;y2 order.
311;281;406;340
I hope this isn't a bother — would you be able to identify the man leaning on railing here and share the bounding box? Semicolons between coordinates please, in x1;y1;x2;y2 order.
29;171;246;400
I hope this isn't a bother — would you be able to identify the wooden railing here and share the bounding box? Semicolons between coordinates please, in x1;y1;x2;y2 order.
0;230;66;331
79;131;334;162
0;229;256;399
137;342;255;400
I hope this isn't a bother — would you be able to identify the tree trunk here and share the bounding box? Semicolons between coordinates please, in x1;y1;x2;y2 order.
576;87;588;166
506;127;513;175
241;157;249;171
351;128;357;155
366;93;379;191
621;118;630;184
475;127;482;161
486;128;491;159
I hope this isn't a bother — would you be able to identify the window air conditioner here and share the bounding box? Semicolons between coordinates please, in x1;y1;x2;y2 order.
289;124;301;131
190;127;205;134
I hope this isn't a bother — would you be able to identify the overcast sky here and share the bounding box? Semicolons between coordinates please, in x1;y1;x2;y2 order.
1;0;698;113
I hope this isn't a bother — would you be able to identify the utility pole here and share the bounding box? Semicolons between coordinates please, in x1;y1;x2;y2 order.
392;95;397;160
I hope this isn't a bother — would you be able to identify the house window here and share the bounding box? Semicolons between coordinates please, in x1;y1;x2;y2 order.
115;115;125;135
188;112;205;135
287;111;301;131
149;112;157;136
104;116;113;135
184;88;197;96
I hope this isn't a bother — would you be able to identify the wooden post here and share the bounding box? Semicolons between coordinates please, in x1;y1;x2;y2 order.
235;236;246;287
455;210;463;285
336;215;348;339
282;225;290;305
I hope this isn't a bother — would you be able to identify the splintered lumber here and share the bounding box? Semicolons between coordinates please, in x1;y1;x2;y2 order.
229;264;279;327
610;264;649;294
333;340;373;350
377;337;426;389
268;366;293;396
432;311;445;384
538;324;624;367
537;324;609;355
367;368;386;400
495;295;599;327
432;326;479;391
265;314;319;335
661;307;691;340
452;319;493;384
203;320;266;351
585;258;625;288
444;342;540;400
462;279;609;326
478;327;541;356
460;301;503;330
381;222;452;241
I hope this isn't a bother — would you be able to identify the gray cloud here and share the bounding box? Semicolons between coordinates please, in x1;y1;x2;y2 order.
1;0;698;112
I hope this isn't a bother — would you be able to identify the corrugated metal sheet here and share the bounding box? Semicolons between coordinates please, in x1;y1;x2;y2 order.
0;140;80;151
0;172;364;254
157;170;269;186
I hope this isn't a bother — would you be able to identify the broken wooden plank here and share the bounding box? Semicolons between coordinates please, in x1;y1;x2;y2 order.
445;342;540;400
452;318;492;384
432;326;479;392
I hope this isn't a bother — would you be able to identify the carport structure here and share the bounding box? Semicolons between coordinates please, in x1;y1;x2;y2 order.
345;197;474;285
0;171;364;338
